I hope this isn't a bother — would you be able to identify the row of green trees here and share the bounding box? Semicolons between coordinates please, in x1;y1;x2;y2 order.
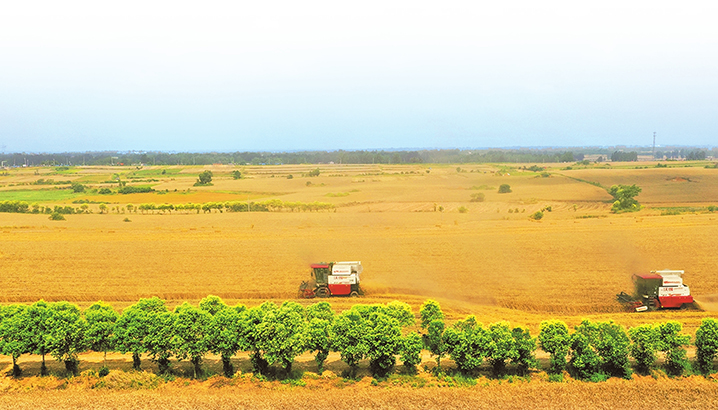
134;200;336;214
2;298;717;381
0;199;337;216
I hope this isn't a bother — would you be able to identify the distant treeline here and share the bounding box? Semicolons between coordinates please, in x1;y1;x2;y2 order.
2;147;715;167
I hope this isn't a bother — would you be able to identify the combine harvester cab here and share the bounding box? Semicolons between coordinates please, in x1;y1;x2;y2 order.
299;261;364;298
617;270;693;312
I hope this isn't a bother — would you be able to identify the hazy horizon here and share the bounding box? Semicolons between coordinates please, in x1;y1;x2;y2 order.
2;1;717;153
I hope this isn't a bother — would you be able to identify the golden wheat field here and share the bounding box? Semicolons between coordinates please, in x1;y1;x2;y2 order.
1;161;718;407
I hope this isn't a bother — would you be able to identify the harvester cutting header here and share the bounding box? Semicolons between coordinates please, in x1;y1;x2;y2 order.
617;270;693;312
299;261;364;298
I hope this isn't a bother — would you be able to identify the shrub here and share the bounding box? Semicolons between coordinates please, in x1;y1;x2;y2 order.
498;184;512;193
49;212;65;220
98;188;112;194
287;174;293;179
117;186;153;194
71;182;86;193
308;168;320;177
232;170;241;180
608;184;642;213
539;320;570;374
530;211;543;220
458;206;468;213
696;318;718;375
470;193;485;202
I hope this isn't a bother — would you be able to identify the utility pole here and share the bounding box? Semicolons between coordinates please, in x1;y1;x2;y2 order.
652;132;656;157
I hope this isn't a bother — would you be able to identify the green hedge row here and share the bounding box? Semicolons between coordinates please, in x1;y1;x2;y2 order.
1;297;716;380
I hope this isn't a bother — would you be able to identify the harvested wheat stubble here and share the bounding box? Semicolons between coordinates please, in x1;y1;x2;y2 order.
2;377;718;410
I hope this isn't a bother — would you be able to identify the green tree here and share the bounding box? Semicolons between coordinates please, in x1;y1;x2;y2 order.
538;320;570;374
305;302;335;374
498;184;512;193
24;301;53;375
364;308;402;378
420;300;446;370
207;305;246;377
0;305;29;377
255;301;307;375
46;302;88;375
308;168;320;177
426;319;447;371
608;184;642;213
419;300;444;330
384;301;415;327
196;170;213;185
400;332;423;373
594;321;631;379
629;324;658;374
511;326;537;375
84;302;119;367
239;302;276;375
443;315;489;375
114;297;168;370
695;318;718;375
98;203;107;214
487;321;518;376
172;303;212;378
331;309;370;376
144;310;175;374
232;170;242;179
656;321;691;376
199;295;229;316
569;325;600;380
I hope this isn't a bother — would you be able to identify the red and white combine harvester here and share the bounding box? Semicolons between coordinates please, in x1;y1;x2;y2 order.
617;270;693;312
299;261;364;298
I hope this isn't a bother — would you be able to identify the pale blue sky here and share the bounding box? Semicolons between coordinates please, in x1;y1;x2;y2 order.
1;1;716;152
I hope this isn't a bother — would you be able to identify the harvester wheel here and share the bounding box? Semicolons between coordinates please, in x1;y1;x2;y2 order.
315;287;330;298
350;291;360;298
648;298;660;311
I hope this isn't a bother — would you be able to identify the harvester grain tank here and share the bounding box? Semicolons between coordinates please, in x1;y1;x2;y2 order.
299;261;363;298
616;270;693;311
